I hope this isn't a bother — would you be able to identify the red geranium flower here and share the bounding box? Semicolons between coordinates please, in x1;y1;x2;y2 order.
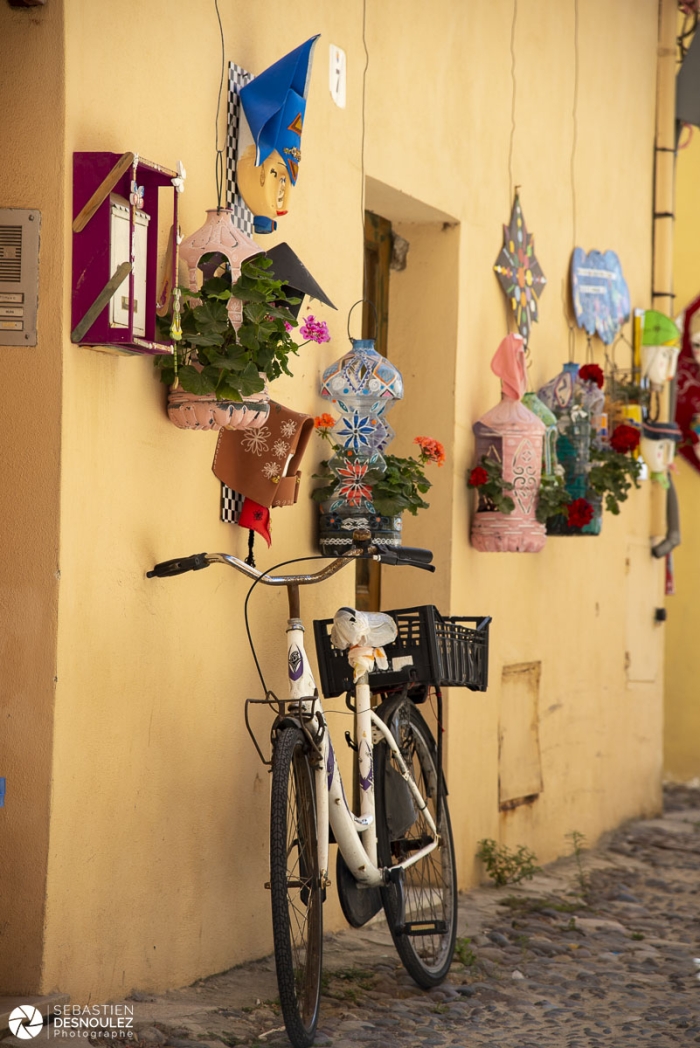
579;364;604;388
610;423;640;454
468;466;489;487
567;497;595;528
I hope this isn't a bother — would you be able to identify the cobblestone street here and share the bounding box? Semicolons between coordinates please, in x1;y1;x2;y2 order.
106;786;700;1048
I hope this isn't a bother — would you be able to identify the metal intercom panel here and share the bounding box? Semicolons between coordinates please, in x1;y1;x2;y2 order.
0;208;40;346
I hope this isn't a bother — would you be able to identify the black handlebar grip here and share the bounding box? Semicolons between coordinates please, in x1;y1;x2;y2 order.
147;553;210;578
374;543;435;571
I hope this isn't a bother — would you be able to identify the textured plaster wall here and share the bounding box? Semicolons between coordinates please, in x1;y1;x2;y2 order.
44;0;362;1002
16;0;665;1003
664;131;700;781
364;0;663;882
0;0;65;993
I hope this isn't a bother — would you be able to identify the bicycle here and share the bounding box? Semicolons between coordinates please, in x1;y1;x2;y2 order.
148;533;490;1048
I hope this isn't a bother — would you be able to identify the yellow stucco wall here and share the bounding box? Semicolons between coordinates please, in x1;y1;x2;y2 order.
0;0;65;993
664;129;700;781
1;0;666;1002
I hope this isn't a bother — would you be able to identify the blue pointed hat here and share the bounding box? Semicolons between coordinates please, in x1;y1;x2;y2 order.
240;35;319;185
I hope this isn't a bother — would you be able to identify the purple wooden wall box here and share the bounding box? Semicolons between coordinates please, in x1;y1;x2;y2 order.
71;151;178;355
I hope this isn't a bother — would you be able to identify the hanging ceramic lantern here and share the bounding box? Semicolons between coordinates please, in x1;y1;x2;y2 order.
470;334;546;553
317;338;403;554
538;362;601;536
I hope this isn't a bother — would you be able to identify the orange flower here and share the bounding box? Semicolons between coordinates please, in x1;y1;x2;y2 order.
314;413;336;430
414;436;446;467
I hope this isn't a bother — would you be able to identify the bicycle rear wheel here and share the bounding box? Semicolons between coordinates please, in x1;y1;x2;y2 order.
375;699;457;987
270;727;323;1048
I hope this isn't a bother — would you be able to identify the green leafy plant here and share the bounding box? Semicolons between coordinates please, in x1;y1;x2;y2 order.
566;830;589;897
154;256;328;401
311;422;445;516
476;838;541;887
586;447;643;515
468;456;515;514
321;966;375;1003
536;472;571;523
454;936;477;967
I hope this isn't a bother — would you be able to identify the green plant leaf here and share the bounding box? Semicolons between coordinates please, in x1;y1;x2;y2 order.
177;365;216;396
192;299;229;332
237;362;266;397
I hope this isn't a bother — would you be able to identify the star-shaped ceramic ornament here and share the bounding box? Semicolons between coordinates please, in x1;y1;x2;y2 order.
494;196;547;344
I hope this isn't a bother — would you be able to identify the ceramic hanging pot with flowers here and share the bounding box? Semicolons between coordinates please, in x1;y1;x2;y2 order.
312;419;445;555
469;334;547;553
154;216;330;431
538;361;641;534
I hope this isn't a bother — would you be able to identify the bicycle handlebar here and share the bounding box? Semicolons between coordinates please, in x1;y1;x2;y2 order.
146;553;210;578
147;542;435;585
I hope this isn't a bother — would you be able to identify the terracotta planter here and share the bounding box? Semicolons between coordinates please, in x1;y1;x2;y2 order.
318;508;402;557
167;385;270;432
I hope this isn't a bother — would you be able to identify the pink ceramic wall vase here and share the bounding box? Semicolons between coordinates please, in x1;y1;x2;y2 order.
470;334;547;553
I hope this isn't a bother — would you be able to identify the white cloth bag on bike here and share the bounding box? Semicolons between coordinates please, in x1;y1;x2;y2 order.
330;608;398;682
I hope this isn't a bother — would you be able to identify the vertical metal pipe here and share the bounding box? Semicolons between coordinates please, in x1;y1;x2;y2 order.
652;0;678;315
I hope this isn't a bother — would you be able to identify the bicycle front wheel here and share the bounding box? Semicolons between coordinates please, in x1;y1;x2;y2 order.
270;727;323;1048
375;699;457;987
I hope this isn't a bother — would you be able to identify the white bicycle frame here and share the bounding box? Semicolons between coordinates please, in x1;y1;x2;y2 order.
198;549;440;892
286;616;439;890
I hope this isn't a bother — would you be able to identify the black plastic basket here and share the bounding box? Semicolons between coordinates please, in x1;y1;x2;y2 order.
313;605;490;698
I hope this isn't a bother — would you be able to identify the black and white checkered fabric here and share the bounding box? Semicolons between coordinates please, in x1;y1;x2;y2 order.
221;484;245;524
221;61;258;526
227;62;255;235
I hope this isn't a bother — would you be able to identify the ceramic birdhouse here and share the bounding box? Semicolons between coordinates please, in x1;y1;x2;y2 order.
178;209;261;331
470;334;546;553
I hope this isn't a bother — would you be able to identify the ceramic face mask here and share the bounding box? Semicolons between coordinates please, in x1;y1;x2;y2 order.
236;147;292;222
640;435;670;473
641;343;680;386
237;36;319;233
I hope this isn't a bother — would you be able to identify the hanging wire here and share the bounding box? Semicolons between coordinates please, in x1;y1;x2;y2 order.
360;0;370;299
570;0;579;252
563;0;580;361
214;0;226;211
507;0;518;206
347;298;378;342
501;0;518;337
243;554;344;695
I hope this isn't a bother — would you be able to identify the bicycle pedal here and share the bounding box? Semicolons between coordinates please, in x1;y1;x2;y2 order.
396;919;448;937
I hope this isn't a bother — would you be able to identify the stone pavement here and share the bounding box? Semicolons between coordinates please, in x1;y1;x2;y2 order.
108;785;700;1048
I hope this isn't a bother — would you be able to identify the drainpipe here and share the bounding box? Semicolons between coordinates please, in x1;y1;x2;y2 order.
652;0;677;318
650;0;678;543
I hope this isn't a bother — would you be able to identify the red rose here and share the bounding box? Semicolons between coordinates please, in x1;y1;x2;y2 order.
468;466;489;487
579;364;604;388
610;423;640;454
567;497;595;528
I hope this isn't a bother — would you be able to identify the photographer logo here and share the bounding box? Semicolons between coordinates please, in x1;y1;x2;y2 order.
9;1005;44;1039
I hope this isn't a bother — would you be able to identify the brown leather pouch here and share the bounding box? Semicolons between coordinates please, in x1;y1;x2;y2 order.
212;401;314;508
